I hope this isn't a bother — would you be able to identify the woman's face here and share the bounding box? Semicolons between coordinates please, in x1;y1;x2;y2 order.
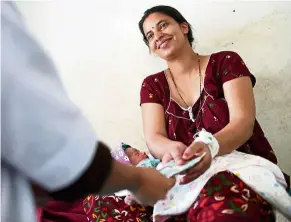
142;12;189;60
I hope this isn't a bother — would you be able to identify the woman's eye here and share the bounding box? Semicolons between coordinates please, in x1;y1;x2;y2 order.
147;33;153;40
160;22;168;30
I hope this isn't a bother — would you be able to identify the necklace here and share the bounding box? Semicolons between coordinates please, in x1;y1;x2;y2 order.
168;54;203;122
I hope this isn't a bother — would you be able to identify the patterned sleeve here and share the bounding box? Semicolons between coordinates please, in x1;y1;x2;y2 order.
140;76;163;105
219;51;256;87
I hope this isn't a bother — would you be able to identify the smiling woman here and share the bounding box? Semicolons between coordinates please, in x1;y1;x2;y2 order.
137;4;289;222
138;5;194;60
83;5;290;222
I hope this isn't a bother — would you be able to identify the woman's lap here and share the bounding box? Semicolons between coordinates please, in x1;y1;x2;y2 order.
84;171;275;222
171;171;275;222
83;194;153;222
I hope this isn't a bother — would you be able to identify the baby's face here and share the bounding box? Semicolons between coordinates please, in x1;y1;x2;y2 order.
125;148;148;165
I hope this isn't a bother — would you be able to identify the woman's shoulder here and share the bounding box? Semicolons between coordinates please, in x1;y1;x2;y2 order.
208;50;255;86
211;50;243;61
208;50;248;73
142;70;166;83
140;70;169;105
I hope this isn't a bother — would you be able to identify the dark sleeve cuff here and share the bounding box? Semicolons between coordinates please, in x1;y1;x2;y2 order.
49;142;113;201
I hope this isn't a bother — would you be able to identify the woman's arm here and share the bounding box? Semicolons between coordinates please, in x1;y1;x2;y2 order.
141;103;169;159
180;76;256;184
141;103;187;163
214;76;256;155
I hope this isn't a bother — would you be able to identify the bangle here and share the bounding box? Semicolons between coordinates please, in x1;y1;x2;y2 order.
194;129;219;158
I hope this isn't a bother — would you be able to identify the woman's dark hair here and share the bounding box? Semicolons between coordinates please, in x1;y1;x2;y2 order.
138;5;194;47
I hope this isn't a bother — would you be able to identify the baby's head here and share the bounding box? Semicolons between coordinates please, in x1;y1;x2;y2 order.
122;143;148;165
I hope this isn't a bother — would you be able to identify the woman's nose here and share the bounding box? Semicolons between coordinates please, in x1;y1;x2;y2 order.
154;30;164;42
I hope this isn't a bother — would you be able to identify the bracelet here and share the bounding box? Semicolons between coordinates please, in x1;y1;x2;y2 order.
194;129;220;158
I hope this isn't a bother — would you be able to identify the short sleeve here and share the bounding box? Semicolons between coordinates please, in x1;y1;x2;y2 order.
219;51;256;87
1;5;97;192
140;75;163;105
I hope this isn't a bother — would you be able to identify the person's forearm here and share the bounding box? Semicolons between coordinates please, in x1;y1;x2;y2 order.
146;133;175;160
214;118;254;156
49;142;140;201
98;160;141;195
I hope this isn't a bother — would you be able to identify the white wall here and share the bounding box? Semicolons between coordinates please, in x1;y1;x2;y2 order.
16;0;291;175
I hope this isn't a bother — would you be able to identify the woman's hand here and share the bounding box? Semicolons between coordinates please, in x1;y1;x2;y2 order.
179;141;212;184
161;141;188;165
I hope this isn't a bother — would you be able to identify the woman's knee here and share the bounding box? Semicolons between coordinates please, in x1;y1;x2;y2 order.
187;199;275;222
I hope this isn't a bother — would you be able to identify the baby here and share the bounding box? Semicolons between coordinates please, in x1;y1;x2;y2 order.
122;143;205;205
118;143;291;221
123;144;151;165
123;144;160;167
122;144;161;205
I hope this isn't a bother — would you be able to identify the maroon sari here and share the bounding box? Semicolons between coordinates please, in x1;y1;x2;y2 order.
83;171;275;222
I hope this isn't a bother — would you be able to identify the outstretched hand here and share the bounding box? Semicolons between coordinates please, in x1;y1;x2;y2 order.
161;141;188;165
161;140;212;184
179;141;212;184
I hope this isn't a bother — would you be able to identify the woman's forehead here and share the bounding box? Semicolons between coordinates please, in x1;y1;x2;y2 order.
143;12;172;33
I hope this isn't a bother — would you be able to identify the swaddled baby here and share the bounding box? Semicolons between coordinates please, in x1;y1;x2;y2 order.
123;143;204;172
122;145;161;205
121;143;205;205
112;143;159;205
118;143;291;221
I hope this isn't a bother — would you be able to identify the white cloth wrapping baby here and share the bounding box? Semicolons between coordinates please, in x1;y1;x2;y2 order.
153;151;291;221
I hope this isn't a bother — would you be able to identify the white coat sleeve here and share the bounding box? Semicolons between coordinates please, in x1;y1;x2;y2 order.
1;2;98;192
